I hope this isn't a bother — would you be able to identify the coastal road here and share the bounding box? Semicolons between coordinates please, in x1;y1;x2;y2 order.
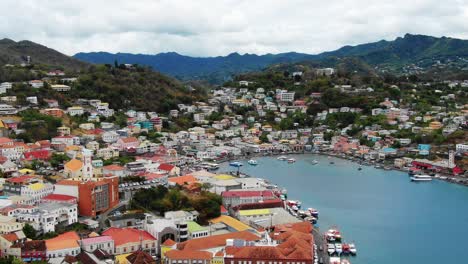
313;227;329;264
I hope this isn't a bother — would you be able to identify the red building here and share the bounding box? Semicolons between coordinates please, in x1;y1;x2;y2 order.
23;149;51;161
54;178;119;218
14;240;47;262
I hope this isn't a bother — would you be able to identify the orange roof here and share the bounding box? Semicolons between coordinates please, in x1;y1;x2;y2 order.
1;233;19;243
65;159;83;172
102;227;156;247
121;137;138;143
177;231;259;251
103;164;125;171
45;231;80;251
56;179;81;186
165;250;212;260
0;137;13;144
168;175;197;185
162;238;176;247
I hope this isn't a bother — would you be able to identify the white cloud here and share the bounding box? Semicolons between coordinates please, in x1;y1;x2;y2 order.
1;0;467;56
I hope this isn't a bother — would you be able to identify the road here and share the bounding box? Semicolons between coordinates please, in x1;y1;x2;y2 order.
313;227;329;264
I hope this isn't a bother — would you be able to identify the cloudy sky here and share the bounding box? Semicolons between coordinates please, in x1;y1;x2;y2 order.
1;0;468;57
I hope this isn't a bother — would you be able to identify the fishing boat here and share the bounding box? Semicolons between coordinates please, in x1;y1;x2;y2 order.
348;243;357;255
335;243;343;254
327;244;336;255
287;158;296;163
277;156;287;161
248;159;258;165
410;174;432;182
229;161;243;167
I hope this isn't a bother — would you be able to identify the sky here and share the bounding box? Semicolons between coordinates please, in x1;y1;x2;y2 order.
1;0;468;57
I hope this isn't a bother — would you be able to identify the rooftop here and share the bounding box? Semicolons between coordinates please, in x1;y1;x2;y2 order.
209;215;252;232
45;231;80;251
178;230;259;251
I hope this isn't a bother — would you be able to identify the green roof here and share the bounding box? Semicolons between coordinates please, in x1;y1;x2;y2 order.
239;209;271;216
187;221;208;233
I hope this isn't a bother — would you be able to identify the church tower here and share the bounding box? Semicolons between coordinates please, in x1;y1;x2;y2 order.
82;148;94;178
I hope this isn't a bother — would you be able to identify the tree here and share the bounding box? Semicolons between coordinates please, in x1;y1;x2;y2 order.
23;223;36;239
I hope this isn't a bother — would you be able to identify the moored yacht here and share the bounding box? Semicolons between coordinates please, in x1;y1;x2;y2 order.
410;174;432;182
327;244;336;255
287;158;296;163
229;161;243;167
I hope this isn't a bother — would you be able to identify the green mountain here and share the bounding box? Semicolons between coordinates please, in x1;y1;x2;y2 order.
0;38;89;71
74;34;468;82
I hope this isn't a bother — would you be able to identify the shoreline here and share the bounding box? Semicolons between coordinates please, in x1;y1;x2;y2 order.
211;151;468;187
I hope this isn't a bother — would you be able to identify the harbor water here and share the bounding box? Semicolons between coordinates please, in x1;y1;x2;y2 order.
219;154;468;264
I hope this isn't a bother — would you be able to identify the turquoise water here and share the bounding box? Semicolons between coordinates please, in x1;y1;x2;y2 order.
219;155;468;264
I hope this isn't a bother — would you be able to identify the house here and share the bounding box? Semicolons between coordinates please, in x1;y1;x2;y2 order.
103;165;128;178
96;148;119;160
80;236;115;255
116;137;139;151
0;231;26;257
51;84;71;92
67;106;84;116
126;250;156;264
28;80;44;88
40;108;65;118
102;227;157;255
46;231;81;259
157;164;179;176
0;215;24;234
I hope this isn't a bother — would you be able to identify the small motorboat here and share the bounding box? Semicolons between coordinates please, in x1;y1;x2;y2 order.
287;158;296;163
348;243;357;255
311;160;318;165
335;243;343;254
342;244;350;254
308;208;319;217
277;156;287;161
229;161;243;167
248;159;258;165
327;244;336;255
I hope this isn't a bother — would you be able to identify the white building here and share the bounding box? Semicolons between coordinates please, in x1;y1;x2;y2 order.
67;106;84;116
456;144;468;153
28;80;44;88
278;92;295;102
102;131;120;143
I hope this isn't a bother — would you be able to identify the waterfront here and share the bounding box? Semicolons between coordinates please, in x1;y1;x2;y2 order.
219;154;468;264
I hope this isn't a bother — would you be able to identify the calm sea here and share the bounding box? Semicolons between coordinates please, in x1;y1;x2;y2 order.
219;154;468;264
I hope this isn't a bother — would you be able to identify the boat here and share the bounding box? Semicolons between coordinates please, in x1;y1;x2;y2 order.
287;158;296;163
248;159;258;165
326;229;342;242
335;243;343;254
341;260;351;264
277;156;287;161
357;166;362;171
311;160;318;165
329;257;340;264
348;243;357;255
342;244;350;254
411;174;432;182
305;216;317;224
229;161;243;167
327;244;336;255
308;208;319;218
383;166;392;170
374;164;382;169
330;161;335;164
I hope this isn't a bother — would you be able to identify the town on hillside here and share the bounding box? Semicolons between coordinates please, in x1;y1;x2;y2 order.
0;57;465;264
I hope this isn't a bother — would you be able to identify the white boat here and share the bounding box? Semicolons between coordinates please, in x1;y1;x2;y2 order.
327;244;336;255
277;156;287;161
348;243;357;255
311;160;318;165
411;174;432;182
329;257;341;264
335;243;343;254
248;159;258;165
287;158;296;163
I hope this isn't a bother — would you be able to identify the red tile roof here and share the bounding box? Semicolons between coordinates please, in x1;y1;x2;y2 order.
6;175;35;184
2;233;19;243
120;137;138;143
102;227;156;247
42;194;77;202
168;175;197;185
158;163;175;172
165;250;212;260
222;190;275;198
103;164;125;171
177;231;259;251
161;238;176;247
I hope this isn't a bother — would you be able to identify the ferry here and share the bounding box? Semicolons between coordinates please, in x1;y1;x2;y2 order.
200;162;219;171
410;174;432;182
327;244;336;255
248;159;258;165
277;156;288;161
287;158;296;163
229;161;243;167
